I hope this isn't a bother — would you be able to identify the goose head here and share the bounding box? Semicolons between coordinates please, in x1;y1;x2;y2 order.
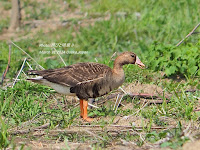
114;51;145;69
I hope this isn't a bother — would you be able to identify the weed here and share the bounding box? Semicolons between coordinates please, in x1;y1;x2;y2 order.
147;43;200;77
88;105;115;118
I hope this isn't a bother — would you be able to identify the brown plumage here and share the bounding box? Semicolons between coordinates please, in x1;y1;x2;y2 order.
27;51;145;122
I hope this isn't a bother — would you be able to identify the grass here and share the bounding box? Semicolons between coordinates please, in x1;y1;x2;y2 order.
0;0;200;149
0;79;200;149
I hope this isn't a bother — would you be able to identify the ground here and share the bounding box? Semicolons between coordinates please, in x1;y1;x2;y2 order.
4;82;199;149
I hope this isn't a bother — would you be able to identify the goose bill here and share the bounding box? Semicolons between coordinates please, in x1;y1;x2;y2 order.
135;56;145;69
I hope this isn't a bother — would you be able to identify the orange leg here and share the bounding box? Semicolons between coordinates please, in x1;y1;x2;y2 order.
80;99;93;122
80;99;84;117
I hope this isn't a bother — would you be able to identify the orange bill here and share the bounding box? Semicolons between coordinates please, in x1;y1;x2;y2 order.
135;56;145;69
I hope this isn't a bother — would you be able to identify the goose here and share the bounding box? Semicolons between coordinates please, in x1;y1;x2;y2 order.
27;51;145;122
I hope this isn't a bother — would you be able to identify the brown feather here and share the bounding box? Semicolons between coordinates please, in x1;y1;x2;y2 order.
30;63;111;86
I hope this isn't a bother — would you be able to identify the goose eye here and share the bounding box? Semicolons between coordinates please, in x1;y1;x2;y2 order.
131;55;135;57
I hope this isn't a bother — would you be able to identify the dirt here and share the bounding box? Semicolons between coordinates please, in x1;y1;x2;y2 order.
182;140;200;150
12;137;91;150
123;82;171;98
11;138;200;150
0;0;111;41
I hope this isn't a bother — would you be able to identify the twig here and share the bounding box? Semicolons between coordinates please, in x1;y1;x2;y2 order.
139;133;145;142
113;94;120;110
85;130;105;141
73;101;99;109
183;122;194;142
10;123;50;135
95;58;98;62
73;124;173;130
8;113;51;132
154;136;171;146
96;93;119;106
30;112;50;123
88;103;99;109
136;100;149;115
108;52;116;63
119;87;128;94
12;58;27;88
176;23;200;46
88;98;95;109
43;92;61;106
120;139;137;147
22;70;28;78
10;41;44;70
122;101;149;120
1;44;11;85
114;95;124;113
53;47;67;66
129;93;163;99
26;61;33;70
140;99;169;105
183;122;191;136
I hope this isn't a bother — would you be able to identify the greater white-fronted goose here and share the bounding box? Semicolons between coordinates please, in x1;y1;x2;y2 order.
27;51;145;122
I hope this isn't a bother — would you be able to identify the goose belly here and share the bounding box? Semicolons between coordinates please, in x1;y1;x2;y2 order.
41;79;76;96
